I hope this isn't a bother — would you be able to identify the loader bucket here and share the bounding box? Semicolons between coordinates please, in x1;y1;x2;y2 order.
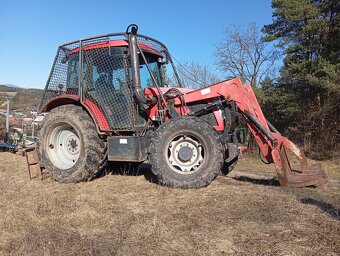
271;138;327;188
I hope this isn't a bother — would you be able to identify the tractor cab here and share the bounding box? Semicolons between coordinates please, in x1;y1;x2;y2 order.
39;27;181;133
65;40;167;93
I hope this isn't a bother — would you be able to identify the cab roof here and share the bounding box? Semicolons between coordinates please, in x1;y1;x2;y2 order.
68;40;162;57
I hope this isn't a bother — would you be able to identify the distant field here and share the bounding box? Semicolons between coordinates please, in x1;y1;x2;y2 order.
0;92;17;96
0;153;339;255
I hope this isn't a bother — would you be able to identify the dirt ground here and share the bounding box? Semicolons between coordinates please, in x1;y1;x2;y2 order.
0;152;339;256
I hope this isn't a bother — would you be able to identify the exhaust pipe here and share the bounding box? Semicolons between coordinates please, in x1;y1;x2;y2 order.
127;24;156;105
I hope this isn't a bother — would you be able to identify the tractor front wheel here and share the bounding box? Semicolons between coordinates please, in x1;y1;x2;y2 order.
149;117;224;188
38;105;105;183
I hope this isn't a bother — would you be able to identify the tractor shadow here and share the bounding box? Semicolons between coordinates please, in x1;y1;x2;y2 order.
100;164;282;187
233;175;280;187
101;162;159;184
301;198;340;220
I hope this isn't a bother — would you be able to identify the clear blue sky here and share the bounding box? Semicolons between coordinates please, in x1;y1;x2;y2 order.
0;0;274;88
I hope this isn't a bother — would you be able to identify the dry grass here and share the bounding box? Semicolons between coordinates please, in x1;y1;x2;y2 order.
0;92;17;96
0;152;339;256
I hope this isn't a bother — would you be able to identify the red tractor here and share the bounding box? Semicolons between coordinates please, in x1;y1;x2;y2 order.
33;24;326;188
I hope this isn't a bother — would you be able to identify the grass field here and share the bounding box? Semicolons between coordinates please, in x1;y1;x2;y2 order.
0;152;339;255
0;92;17;96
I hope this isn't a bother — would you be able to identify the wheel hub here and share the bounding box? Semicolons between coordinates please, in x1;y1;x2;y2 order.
67;135;80;155
178;146;193;162
47;123;81;170
168;135;203;173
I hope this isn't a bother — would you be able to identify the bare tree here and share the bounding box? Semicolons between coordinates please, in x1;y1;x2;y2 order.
215;22;279;87
174;60;221;89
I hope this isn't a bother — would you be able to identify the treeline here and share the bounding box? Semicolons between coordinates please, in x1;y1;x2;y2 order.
0;85;18;92
11;89;43;110
0;85;43;111
259;0;339;160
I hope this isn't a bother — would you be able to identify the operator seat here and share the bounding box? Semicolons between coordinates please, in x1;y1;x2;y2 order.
93;73;119;124
94;73;134;129
95;73;114;94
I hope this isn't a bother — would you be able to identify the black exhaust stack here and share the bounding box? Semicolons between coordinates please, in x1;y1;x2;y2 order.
127;24;156;105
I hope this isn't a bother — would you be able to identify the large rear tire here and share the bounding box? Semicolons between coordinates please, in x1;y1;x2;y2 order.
149;117;224;188
38;105;105;183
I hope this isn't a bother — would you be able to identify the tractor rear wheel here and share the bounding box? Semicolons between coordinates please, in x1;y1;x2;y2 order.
38;105;105;183
149;117;224;188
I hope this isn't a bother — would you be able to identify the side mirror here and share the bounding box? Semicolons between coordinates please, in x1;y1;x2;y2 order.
61;55;69;64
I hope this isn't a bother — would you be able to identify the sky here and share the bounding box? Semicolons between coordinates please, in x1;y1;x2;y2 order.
0;0;274;88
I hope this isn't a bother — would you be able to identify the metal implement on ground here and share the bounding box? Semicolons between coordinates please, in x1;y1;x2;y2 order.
26;24;327;188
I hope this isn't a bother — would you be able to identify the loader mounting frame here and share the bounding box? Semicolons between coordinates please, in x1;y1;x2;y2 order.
169;78;327;187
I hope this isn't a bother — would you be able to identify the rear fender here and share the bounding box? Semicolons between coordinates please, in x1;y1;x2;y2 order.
40;95;110;133
40;94;80;112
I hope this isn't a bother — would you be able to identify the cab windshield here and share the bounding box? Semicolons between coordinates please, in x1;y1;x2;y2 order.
66;48;172;92
139;54;168;89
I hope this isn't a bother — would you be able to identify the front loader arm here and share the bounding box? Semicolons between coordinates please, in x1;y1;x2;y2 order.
180;78;327;187
180;78;274;162
217;80;275;163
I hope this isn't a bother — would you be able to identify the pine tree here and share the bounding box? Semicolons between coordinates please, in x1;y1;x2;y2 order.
262;0;339;159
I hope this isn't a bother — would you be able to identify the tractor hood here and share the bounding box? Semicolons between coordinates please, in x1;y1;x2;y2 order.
144;87;194;98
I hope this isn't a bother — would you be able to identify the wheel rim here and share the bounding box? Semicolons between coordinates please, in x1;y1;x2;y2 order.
167;134;204;174
46;123;81;170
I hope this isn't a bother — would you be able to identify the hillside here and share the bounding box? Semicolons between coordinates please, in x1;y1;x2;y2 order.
0;84;43;110
0;84;20;92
